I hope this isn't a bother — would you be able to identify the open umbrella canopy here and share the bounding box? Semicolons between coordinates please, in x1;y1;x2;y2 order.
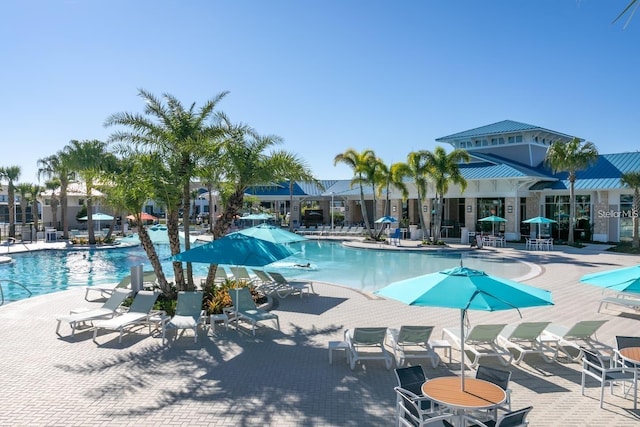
522;216;557;238
241;213;273;220
580;265;640;294
232;223;307;244
78;212;114;221
172;233;297;266
376;266;553;389
374;216;398;224
126;212;157;221
479;215;507;234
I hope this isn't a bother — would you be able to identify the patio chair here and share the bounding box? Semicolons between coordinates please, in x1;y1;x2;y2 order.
496;322;557;364
388;228;401;246
467;406;533;427
540;320;612;362
56;288;130;338
394;386;457;427
387;326;440;368
252;270;276;291
344;327;393;370
265;271;313;298
230;267;256;286
227;287;280;335
614;336;640;369
92;290;160;344
580;347;638;409
161;291;205;344
394;365;441;419
474;365;513;420
84;271;156;301
443;324;512;368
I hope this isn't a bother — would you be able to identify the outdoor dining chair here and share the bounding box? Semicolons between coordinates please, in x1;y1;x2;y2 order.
581;347;638;409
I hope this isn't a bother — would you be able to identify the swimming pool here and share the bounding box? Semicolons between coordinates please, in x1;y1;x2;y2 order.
0;241;531;303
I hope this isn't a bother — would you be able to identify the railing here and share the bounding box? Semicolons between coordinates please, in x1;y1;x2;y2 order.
0;279;32;306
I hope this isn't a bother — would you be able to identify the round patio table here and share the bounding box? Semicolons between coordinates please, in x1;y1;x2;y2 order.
422;377;505;425
619;347;640;365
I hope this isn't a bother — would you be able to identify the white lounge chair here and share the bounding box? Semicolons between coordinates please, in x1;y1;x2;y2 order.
92;290;160;344
226;287;280;336
442;324;512;368
230;267;256;286
162;291;205;344
344;327;393;370
387;326;440;368
265;271;313;298
56;289;130;338
497;322;558;364
540;320;612;362
84;271;156;301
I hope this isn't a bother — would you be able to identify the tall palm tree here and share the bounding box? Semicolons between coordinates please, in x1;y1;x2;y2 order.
106;89;228;291
334;149;376;237
16;183;32;226
424;146;470;242
621;171;640;249
42;178;61;229
270;150;322;231
63;140;113;245
395;151;431;235
38;153;75;238
361;155;386;237
545;138;599;245
0;165;21;238
375;161;408;239
614;0;639;27
29;183;43;233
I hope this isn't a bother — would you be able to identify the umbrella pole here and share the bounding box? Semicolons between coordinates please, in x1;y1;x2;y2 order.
460;309;465;391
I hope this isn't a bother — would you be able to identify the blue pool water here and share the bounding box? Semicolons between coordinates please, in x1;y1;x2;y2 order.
0;241;530;303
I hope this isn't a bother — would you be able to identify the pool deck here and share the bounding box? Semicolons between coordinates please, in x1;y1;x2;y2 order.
1;238;640;425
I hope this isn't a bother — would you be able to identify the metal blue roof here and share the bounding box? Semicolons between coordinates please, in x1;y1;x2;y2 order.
529;152;640;190
461;153;554;180
436;120;576;142
245;182;306;197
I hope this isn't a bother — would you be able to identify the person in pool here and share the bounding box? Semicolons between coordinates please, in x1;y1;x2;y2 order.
294;262;311;268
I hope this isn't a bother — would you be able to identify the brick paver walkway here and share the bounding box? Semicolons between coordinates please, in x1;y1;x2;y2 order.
0;241;639;426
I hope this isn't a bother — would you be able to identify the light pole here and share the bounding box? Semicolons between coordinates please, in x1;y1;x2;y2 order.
330;192;335;231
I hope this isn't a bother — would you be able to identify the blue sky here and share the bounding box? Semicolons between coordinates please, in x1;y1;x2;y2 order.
1;0;639;184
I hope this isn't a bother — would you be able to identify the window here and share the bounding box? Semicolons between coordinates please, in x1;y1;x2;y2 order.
620;194;634;241
482;139;488;146
515;135;523;143
78;198;85;206
508;136;515;144
498;137;505;144
491;138;497;145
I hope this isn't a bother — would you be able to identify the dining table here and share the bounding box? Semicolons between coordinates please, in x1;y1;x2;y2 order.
421;376;506;426
617;347;639;409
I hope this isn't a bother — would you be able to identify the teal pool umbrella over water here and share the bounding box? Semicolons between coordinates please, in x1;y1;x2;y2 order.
172;233;297;266
376;265;554;390
479;215;506;235
78;213;114;221
580;265;640;294
232;223;307;244
374;216;398;224
522;216;557;238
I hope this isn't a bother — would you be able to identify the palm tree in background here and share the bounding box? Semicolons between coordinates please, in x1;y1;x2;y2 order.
621;171;640;249
375;161;408;239
38;152;75;239
545;138;599;245
614;0;639;27
42;178;61;230
29;183;43;233
424;146;470;242
334;149;376;238
395;151;431;236
106;89;228;291
63;140;114;245
0;165;21;238
16;183;32;226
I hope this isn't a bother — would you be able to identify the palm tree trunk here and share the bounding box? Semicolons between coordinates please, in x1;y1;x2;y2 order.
166;208;186;290
182;183;194;290
138;223;173;297
289;180;294;231
87;198;95;245
61;183;69;239
568;178;576;245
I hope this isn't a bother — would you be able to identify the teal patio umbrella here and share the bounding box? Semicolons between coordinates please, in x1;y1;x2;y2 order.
580;265;640;294
78;212;114;231
376;265;553;390
233;223;307;244
522;216;557;239
479;215;507;235
173;233;297;266
374;216;398;224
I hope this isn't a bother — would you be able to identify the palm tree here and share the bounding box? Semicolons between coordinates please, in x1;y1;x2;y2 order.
63;140;113;245
375;161;408;239
42;178;61;230
361;155;386;238
424;146;470;242
545;138;599;245
395;151;431;236
29;183;43;233
621;171;640;249
38;153;75;239
16;183;32;226
614;0;639;27
106;89;228;291
0;165;21;238
270;150;322;231
334;149;376;237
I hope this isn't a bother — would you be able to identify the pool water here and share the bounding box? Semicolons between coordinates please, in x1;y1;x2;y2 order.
0;241;530;303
